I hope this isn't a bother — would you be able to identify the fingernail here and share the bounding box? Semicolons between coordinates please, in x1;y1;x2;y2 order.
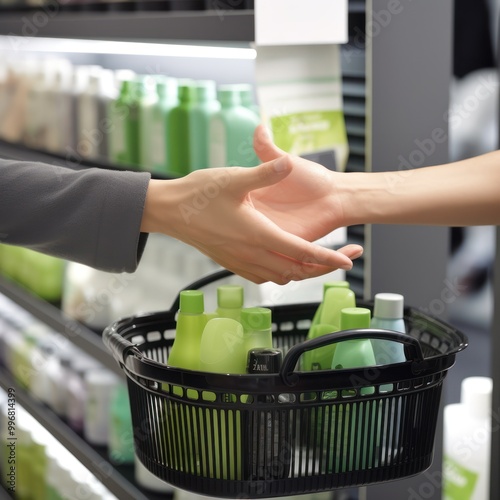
340;261;353;271
274;156;288;173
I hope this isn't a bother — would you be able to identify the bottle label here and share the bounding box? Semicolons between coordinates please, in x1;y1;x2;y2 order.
443;454;479;500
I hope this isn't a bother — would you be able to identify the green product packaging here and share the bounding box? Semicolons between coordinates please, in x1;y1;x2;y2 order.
326;307;379;473
240;307;273;355
319;285;356;328
167;290;207;372
150;76;178;175
208;85;261;168
108;383;135;465
164;290;207;475
311;280;350;328
189;80;221;171
215;284;244;321
235;83;260;117
167;81;196;176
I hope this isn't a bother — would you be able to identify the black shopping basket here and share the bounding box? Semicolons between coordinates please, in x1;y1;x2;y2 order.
103;270;468;498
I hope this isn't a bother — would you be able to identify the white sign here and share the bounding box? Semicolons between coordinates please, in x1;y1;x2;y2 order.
255;0;348;46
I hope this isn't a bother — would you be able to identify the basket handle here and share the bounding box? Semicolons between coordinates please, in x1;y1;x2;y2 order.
168;269;234;312
280;328;426;387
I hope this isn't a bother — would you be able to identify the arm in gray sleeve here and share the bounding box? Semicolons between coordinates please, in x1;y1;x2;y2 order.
0;158;151;273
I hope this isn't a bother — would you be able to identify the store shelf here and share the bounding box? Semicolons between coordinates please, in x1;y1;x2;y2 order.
0;368;172;500
0;9;255;43
0;276;123;378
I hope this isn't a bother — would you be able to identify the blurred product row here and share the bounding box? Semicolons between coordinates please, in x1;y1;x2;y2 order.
0;56;261;176
0;234;233;329
0;0;254;12
0;292;172;497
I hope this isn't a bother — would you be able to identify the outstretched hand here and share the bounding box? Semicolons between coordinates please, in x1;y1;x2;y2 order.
251;125;349;243
142;131;362;285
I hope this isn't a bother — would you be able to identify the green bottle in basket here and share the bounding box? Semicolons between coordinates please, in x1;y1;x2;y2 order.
326;307;379;474
240;307;273;354
199;317;246;480
301;282;354;372
167;290;207;393
215;284;244;321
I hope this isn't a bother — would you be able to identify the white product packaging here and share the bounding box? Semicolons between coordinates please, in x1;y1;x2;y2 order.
443;376;492;500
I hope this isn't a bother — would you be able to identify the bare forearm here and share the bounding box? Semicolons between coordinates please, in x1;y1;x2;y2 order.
338;151;500;227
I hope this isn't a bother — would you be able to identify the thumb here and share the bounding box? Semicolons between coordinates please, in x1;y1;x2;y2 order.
230;156;292;194
253;124;287;162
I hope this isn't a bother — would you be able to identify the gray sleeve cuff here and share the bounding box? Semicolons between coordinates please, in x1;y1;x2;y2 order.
0;159;152;273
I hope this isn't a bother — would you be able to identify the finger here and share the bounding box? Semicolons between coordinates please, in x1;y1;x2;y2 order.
253;124;288;162
336;244;364;261
227;156;292;195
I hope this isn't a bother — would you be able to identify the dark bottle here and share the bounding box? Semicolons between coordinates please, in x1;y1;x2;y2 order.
246;348;291;481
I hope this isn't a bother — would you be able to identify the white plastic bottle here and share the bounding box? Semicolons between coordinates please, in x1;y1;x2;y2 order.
370;292;406;363
443;376;492;500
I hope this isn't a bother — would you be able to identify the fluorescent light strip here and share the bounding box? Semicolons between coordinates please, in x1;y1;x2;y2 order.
0;36;256;59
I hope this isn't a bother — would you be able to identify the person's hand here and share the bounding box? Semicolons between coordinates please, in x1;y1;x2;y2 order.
141;157;362;285
251;125;348;242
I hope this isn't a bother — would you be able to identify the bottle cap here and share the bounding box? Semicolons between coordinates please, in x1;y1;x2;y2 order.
323;281;350;293
340;307;371;330
179;290;204;314
373;293;404;320
217;285;244;309
247;348;282;374
240;307;272;331
461;376;492;419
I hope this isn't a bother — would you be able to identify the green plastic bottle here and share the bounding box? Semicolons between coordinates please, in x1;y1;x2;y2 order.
241;307;273;356
125;77;144;168
108;383;134;465
189;80;221;172
215;284;244;321
236;83;260;117
209;85;261;168
167;81;196;176
150;76;178;175
167;290;207;372
301;281;354;372
327;307;379;473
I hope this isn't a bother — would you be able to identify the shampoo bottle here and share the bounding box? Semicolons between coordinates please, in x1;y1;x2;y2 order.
167;81;196;176
189;79;221;171
328;307;378;473
215;284;244;321
167;290;207;372
301;283;355;372
370;292;406;366
138;75;160;171
240;307;273;354
208;85;261;168
198;318;246;480
443;376;492;500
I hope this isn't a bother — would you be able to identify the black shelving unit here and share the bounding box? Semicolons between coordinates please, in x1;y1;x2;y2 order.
0;9;255;43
